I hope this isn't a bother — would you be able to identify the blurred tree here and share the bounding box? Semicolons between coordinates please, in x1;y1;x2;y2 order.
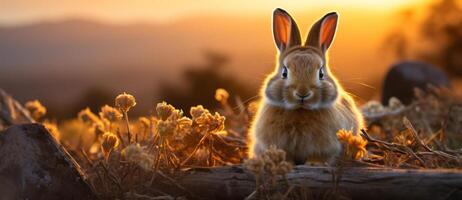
69;86;115;118
158;51;255;111
385;0;462;76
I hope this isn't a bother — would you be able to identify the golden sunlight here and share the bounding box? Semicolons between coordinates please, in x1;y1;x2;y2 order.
1;0;462;199
1;0;427;24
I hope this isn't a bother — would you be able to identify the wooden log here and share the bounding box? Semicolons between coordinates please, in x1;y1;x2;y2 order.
177;165;462;200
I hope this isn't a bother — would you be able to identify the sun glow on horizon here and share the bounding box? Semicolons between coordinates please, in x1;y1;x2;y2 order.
1;0;428;25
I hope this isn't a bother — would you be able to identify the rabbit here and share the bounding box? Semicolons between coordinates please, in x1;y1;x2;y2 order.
248;8;365;165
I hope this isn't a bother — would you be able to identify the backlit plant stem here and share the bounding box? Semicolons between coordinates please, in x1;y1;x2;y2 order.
123;111;131;143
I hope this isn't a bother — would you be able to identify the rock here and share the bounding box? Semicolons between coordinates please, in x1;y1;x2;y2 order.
0;89;34;130
0;124;96;200
382;61;450;105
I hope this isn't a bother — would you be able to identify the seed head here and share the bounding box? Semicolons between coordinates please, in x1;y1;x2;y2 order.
193;110;226;133
43;121;60;141
176;117;193;136
78;108;100;124
121;143;143;162
245;146;293;176
156;101;175;120
157;120;175;137
388;97;404;111
138;117;150;129
210;112;225;131
137;153;154;170
25;100;47;121
92;121;106;136
101;132;119;155
247;101;259;116
99;105;123;122
243;157;264;174
275;161;293;175
215;88;229;104
264;145;286;164
361;101;385;115
115;92;137;112
190;105;207;119
121;144;152;170
169;109;184;121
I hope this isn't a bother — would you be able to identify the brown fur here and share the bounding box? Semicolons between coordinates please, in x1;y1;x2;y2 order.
248;9;364;165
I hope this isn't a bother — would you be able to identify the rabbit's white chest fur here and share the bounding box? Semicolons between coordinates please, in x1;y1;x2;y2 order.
250;96;362;164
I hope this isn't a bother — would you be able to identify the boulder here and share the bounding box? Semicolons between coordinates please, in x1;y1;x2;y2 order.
0;89;34;130
382;61;450;105
0;124;96;200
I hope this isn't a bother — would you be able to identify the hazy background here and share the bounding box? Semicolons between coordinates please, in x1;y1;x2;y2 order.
0;0;460;118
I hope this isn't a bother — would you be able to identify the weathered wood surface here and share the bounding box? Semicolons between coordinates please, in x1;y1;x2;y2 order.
0;124;96;200
177;165;462;200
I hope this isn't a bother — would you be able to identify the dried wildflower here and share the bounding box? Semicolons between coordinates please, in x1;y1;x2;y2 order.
121;143;153;170
157;120;176;137
58;119;90;147
91;121;106;137
274;161;293;175
243;157;265;174
262;156;277;174
169;109;184;121
211;112;225;131
388;97;404;112
25;100;46;121
195;147;210;163
101;132;119;160
115;92;136;143
115;92;137;112
89;143;100;154
394;129;415;146
78;108;100;124
337;129;367;160
337;129;353;144
215;88;229;104
121;143;143;162
43;121;60;141
137;153;154;170
156;101;175;120
348;135;368;160
247;100;259;116
194;111;226;133
361;100;385;116
138;117;150;129
190;105;207;119
99;105;122;122
264;145;286;164
246;146;293;176
176;117;193;136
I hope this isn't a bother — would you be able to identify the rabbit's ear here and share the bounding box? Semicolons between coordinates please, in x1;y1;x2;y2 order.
305;12;338;53
272;8;301;52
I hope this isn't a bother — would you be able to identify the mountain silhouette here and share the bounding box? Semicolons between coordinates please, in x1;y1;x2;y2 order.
0;11;392;117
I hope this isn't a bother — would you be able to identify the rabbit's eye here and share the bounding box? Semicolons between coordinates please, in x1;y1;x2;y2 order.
319;67;325;80
282;66;288;79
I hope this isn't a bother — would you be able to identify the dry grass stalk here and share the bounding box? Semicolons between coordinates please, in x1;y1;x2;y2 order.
21;86;462;199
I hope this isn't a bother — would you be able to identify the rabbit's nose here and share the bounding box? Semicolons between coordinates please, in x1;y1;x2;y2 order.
294;91;313;100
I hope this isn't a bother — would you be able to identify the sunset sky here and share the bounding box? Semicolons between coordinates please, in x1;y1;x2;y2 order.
0;0;440;115
1;0;426;25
